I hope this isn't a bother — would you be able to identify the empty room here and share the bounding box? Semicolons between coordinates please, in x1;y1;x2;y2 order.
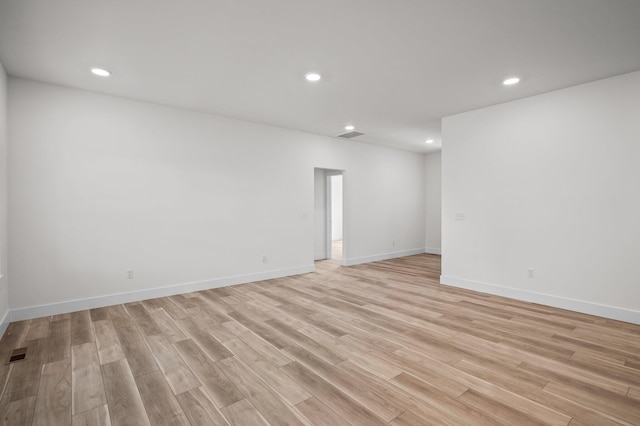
0;1;639;425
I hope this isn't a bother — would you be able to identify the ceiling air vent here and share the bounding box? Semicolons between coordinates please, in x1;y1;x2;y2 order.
337;131;365;139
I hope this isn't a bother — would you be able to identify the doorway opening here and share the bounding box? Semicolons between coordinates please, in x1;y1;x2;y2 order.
327;172;343;262
314;168;345;265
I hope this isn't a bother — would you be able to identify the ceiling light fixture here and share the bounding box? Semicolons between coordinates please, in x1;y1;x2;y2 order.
91;67;111;77
425;139;434;144
345;125;355;131
503;77;520;86
305;72;322;82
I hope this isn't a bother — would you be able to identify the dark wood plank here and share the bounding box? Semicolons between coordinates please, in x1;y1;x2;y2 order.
101;360;150;426
173;339;243;408
72;404;111;426
135;371;190;425
45;319;71;363
71;310;94;346
144;333;200;395
114;324;158;377
175;387;229;426
0;396;36;426
176;318;232;362
295;396;350;426
124;303;162;336
281;361;387;426
32;360;72;426
71;342;106;414
221;399;268;426
216;357;304;426
93;319;125;365
2;339;46;403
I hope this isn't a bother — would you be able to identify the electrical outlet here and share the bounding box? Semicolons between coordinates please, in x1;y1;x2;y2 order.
392;240;396;246
527;268;534;279
127;269;134;279
262;255;268;263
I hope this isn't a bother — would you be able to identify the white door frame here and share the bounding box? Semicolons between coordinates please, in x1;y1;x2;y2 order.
324;170;343;261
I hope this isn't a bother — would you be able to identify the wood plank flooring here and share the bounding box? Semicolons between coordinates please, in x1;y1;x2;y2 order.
1;254;640;425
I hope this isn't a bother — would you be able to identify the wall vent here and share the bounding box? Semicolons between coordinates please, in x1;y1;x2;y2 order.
337;131;365;139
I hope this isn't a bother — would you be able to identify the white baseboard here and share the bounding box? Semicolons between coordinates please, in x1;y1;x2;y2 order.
0;309;9;339
440;275;640;325
424;247;442;255
344;248;426;266
0;274;8;337
10;265;315;322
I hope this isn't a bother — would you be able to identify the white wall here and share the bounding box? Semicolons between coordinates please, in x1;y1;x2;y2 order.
331;175;343;241
8;78;426;317
0;62;8;332
442;71;640;324
313;169;326;260
424;152;441;254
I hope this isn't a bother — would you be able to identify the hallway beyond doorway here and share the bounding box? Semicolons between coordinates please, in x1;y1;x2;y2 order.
331;239;342;262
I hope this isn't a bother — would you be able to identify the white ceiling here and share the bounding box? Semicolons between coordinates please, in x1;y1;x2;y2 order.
1;0;639;153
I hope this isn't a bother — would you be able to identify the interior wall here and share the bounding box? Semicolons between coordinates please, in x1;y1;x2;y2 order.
442;71;640;323
0;62;8;330
424;152;441;254
8;78;426;314
331;175;343;241
313;169;326;260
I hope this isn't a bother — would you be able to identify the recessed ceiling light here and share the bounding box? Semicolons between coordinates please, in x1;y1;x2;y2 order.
305;72;322;82
91;67;111;77
345;125;355;131
503;77;520;86
425;139;434;144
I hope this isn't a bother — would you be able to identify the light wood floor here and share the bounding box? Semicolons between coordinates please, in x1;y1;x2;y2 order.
1;254;639;425
332;240;342;262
